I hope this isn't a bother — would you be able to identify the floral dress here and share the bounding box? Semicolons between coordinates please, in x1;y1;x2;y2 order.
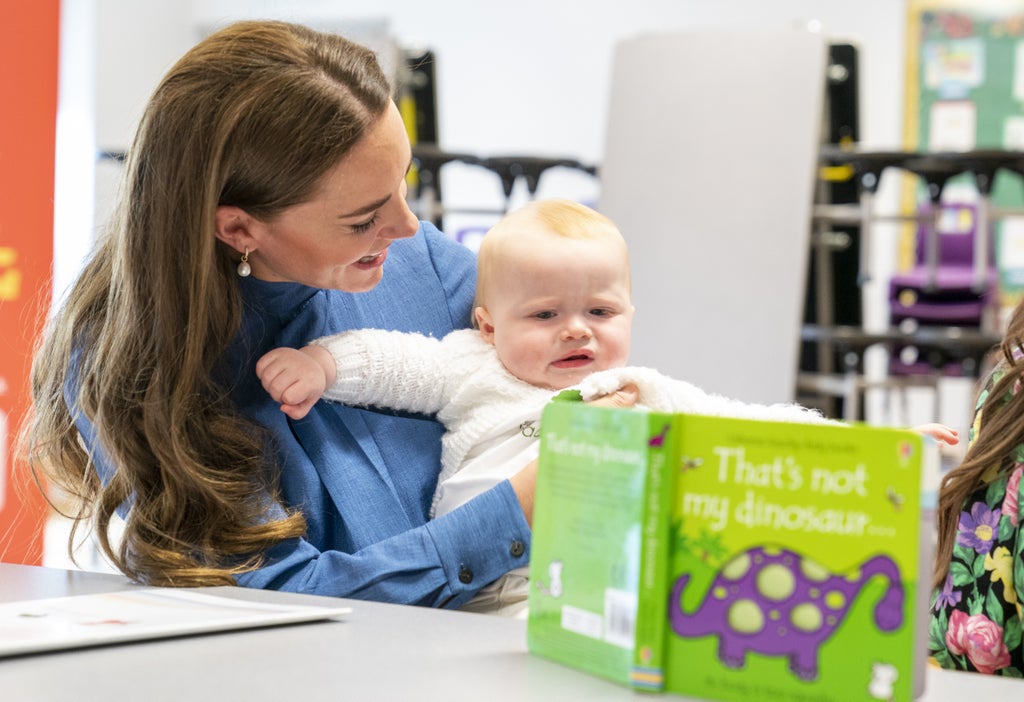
929;367;1024;676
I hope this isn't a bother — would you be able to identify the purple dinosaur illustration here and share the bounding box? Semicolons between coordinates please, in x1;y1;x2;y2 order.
668;546;903;681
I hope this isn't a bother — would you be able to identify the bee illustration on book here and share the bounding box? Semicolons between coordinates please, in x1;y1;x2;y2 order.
680;456;703;473
885;486;905;512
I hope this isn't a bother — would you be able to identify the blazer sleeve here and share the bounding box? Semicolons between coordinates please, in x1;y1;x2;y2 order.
234;478;531;607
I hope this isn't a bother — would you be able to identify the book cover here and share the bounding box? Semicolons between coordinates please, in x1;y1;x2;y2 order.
527;403;934;701
526;403;678;690
662;414;930;702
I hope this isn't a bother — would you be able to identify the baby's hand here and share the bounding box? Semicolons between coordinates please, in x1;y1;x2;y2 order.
911;423;960;446
586;383;639;409
256;346;333;420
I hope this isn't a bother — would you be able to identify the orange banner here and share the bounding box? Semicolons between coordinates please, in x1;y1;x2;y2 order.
0;1;60;564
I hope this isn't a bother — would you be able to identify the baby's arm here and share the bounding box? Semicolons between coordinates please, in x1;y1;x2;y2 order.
579;367;837;424
580;369;964;442
315;328;475;415
256;345;336;420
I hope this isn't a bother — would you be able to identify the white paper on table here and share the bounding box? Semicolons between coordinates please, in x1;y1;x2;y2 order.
0;588;351;657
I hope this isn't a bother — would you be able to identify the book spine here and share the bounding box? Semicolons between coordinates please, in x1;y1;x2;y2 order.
913;434;937;699
630;413;680;691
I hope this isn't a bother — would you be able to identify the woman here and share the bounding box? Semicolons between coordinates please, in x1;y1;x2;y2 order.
930;299;1024;675
26;20;542;606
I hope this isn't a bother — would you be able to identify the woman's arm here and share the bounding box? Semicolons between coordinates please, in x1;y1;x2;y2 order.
235;479;531;606
237;375;643;598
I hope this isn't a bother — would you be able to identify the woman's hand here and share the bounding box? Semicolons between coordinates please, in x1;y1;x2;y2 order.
509;459;537;526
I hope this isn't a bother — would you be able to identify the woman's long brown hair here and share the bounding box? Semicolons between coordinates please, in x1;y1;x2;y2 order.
23;21;391;585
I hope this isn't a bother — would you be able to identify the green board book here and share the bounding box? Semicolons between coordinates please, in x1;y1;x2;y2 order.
527;402;938;701
527;402;680;690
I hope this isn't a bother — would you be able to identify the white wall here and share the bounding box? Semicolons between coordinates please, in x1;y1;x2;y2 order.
92;1;911;151
600;28;829;405
90;1;910;214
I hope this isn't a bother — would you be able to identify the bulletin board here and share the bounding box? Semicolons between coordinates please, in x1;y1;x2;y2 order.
904;0;1024;306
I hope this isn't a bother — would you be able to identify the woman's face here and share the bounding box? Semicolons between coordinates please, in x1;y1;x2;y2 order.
245;102;419;291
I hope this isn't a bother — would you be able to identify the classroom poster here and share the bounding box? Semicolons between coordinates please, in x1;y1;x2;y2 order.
905;1;1024;309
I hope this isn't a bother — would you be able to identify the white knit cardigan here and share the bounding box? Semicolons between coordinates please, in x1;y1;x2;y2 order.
314;328;835;517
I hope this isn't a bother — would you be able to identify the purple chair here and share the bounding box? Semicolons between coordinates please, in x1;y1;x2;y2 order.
889;202;998;376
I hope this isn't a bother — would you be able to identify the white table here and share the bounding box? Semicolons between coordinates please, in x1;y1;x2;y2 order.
0;563;1017;701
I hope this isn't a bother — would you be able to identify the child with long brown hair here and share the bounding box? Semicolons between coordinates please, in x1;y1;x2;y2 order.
930;300;1024;675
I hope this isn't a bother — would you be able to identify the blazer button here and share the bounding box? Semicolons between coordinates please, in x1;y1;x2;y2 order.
458;566;474;584
509;540;525;558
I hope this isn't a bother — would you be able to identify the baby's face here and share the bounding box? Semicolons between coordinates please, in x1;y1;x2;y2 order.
476;234;633;391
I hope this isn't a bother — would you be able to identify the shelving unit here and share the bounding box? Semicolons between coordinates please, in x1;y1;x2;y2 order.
799;147;1018;421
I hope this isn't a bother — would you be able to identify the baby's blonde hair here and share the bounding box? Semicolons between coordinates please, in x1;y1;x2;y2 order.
475;199;629;315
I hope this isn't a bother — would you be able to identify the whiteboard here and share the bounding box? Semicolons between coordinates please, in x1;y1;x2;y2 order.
599;28;827;405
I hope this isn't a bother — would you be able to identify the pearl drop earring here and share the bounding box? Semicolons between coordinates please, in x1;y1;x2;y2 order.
237;248;251;277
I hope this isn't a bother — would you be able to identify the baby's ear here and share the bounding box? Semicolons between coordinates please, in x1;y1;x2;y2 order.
475;307;496;344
